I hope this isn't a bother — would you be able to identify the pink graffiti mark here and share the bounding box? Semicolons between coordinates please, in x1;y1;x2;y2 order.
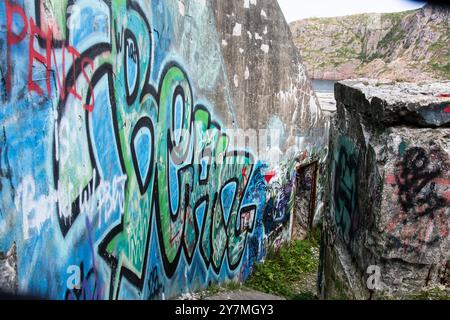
241;167;247;179
387;174;450;187
444;191;450;202
386;174;396;185
264;170;276;183
385;172;450;251
444;106;450;114
386;207;449;249
239;167;250;198
436;93;450;113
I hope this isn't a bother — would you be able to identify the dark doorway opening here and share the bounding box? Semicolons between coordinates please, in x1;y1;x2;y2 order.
292;161;319;240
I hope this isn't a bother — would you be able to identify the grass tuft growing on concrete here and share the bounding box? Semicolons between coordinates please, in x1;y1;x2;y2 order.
244;235;320;300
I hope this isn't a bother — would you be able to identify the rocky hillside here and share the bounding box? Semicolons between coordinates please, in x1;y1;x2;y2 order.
289;5;450;81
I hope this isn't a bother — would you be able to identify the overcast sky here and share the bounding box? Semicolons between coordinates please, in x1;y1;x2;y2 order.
277;0;426;22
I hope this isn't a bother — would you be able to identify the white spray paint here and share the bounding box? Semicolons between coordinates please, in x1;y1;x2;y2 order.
232;23;242;36
15;172;127;239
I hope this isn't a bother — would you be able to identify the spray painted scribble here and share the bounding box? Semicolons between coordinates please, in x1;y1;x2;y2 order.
386;144;450;253
332;137;359;245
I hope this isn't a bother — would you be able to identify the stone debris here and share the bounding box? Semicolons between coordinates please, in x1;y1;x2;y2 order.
335;79;450;127
0;244;18;295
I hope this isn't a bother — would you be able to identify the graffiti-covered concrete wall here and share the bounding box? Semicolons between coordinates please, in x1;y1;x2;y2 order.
320;79;450;299
0;0;326;299
212;0;330;245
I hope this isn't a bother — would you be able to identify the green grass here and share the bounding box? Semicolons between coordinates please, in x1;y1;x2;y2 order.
430;61;450;78
380;10;416;23
330;276;351;300
244;235;320;300
378;23;405;51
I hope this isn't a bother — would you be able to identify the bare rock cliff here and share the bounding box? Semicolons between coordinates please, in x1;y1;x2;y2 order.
290;5;450;81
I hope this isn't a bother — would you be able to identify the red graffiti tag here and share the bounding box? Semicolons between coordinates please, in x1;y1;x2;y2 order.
444;106;450;114
28;17;51;96
5;0;28;93
241;167;247;179
4;0;95;111
264;170;276;183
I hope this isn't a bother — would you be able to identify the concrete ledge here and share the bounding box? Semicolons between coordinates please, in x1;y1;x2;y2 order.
335;79;450;127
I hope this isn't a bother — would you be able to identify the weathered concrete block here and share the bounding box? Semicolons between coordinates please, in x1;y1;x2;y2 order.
321;79;450;299
335;79;450;127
